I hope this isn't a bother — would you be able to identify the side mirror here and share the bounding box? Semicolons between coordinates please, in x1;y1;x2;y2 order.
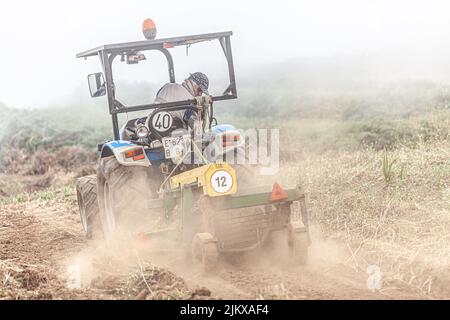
87;73;106;98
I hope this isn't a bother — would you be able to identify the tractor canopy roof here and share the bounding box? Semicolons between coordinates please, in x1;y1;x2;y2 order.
76;31;233;58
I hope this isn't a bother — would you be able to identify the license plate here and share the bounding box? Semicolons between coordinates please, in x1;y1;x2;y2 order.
162;135;191;159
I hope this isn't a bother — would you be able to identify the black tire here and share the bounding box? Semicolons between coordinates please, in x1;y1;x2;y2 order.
76;175;102;239
96;156;158;239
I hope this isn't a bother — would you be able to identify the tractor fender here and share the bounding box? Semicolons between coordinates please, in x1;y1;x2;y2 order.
99;140;151;167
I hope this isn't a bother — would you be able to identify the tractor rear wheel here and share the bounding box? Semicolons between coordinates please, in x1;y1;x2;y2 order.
76;175;102;239
96;157;158;239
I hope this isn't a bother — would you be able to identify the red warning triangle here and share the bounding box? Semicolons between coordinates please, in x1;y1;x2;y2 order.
270;182;288;202
136;232;150;245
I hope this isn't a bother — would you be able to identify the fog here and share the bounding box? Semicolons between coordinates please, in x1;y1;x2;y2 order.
1;0;450;108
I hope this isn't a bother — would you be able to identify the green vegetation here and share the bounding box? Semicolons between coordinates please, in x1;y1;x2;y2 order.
382;148;396;183
1;78;449;162
0;105;111;153
0;185;76;205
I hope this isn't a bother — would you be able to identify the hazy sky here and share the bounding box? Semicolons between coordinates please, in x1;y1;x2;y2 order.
1;0;450;108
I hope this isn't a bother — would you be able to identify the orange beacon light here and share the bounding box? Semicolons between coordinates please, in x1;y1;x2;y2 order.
142;18;157;40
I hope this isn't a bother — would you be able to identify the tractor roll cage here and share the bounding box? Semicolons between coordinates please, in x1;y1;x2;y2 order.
76;31;237;140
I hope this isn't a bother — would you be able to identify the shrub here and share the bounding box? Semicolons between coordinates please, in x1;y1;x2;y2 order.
347;119;415;150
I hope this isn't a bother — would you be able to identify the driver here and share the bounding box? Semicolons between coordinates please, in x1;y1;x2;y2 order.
154;72;209;129
119;72;209;141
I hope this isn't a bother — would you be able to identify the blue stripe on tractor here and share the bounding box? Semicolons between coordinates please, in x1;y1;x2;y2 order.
100;140;137;158
107;140;135;149
210;124;237;134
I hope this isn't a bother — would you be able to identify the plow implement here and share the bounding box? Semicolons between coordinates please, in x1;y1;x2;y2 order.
140;164;310;272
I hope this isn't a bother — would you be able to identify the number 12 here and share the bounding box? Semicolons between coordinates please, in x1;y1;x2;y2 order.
215;176;227;187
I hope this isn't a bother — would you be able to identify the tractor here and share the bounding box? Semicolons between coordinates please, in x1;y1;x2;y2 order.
75;22;310;272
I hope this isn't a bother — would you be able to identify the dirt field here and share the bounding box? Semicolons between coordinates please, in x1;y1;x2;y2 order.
1;142;448;300
0;188;407;300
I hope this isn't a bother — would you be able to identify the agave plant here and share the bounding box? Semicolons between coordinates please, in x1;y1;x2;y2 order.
382;148;396;183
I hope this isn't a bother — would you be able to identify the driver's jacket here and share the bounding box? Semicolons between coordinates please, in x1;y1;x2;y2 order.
154;82;199;129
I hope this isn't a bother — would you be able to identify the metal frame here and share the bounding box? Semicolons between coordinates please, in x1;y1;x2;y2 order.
144;184;309;253
77;31;237;140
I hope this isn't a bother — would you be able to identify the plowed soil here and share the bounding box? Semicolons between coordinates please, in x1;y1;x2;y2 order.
0;184;435;300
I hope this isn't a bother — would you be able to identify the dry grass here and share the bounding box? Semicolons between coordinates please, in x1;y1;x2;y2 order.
1;145;96;176
280;138;449;297
0;259;54;299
